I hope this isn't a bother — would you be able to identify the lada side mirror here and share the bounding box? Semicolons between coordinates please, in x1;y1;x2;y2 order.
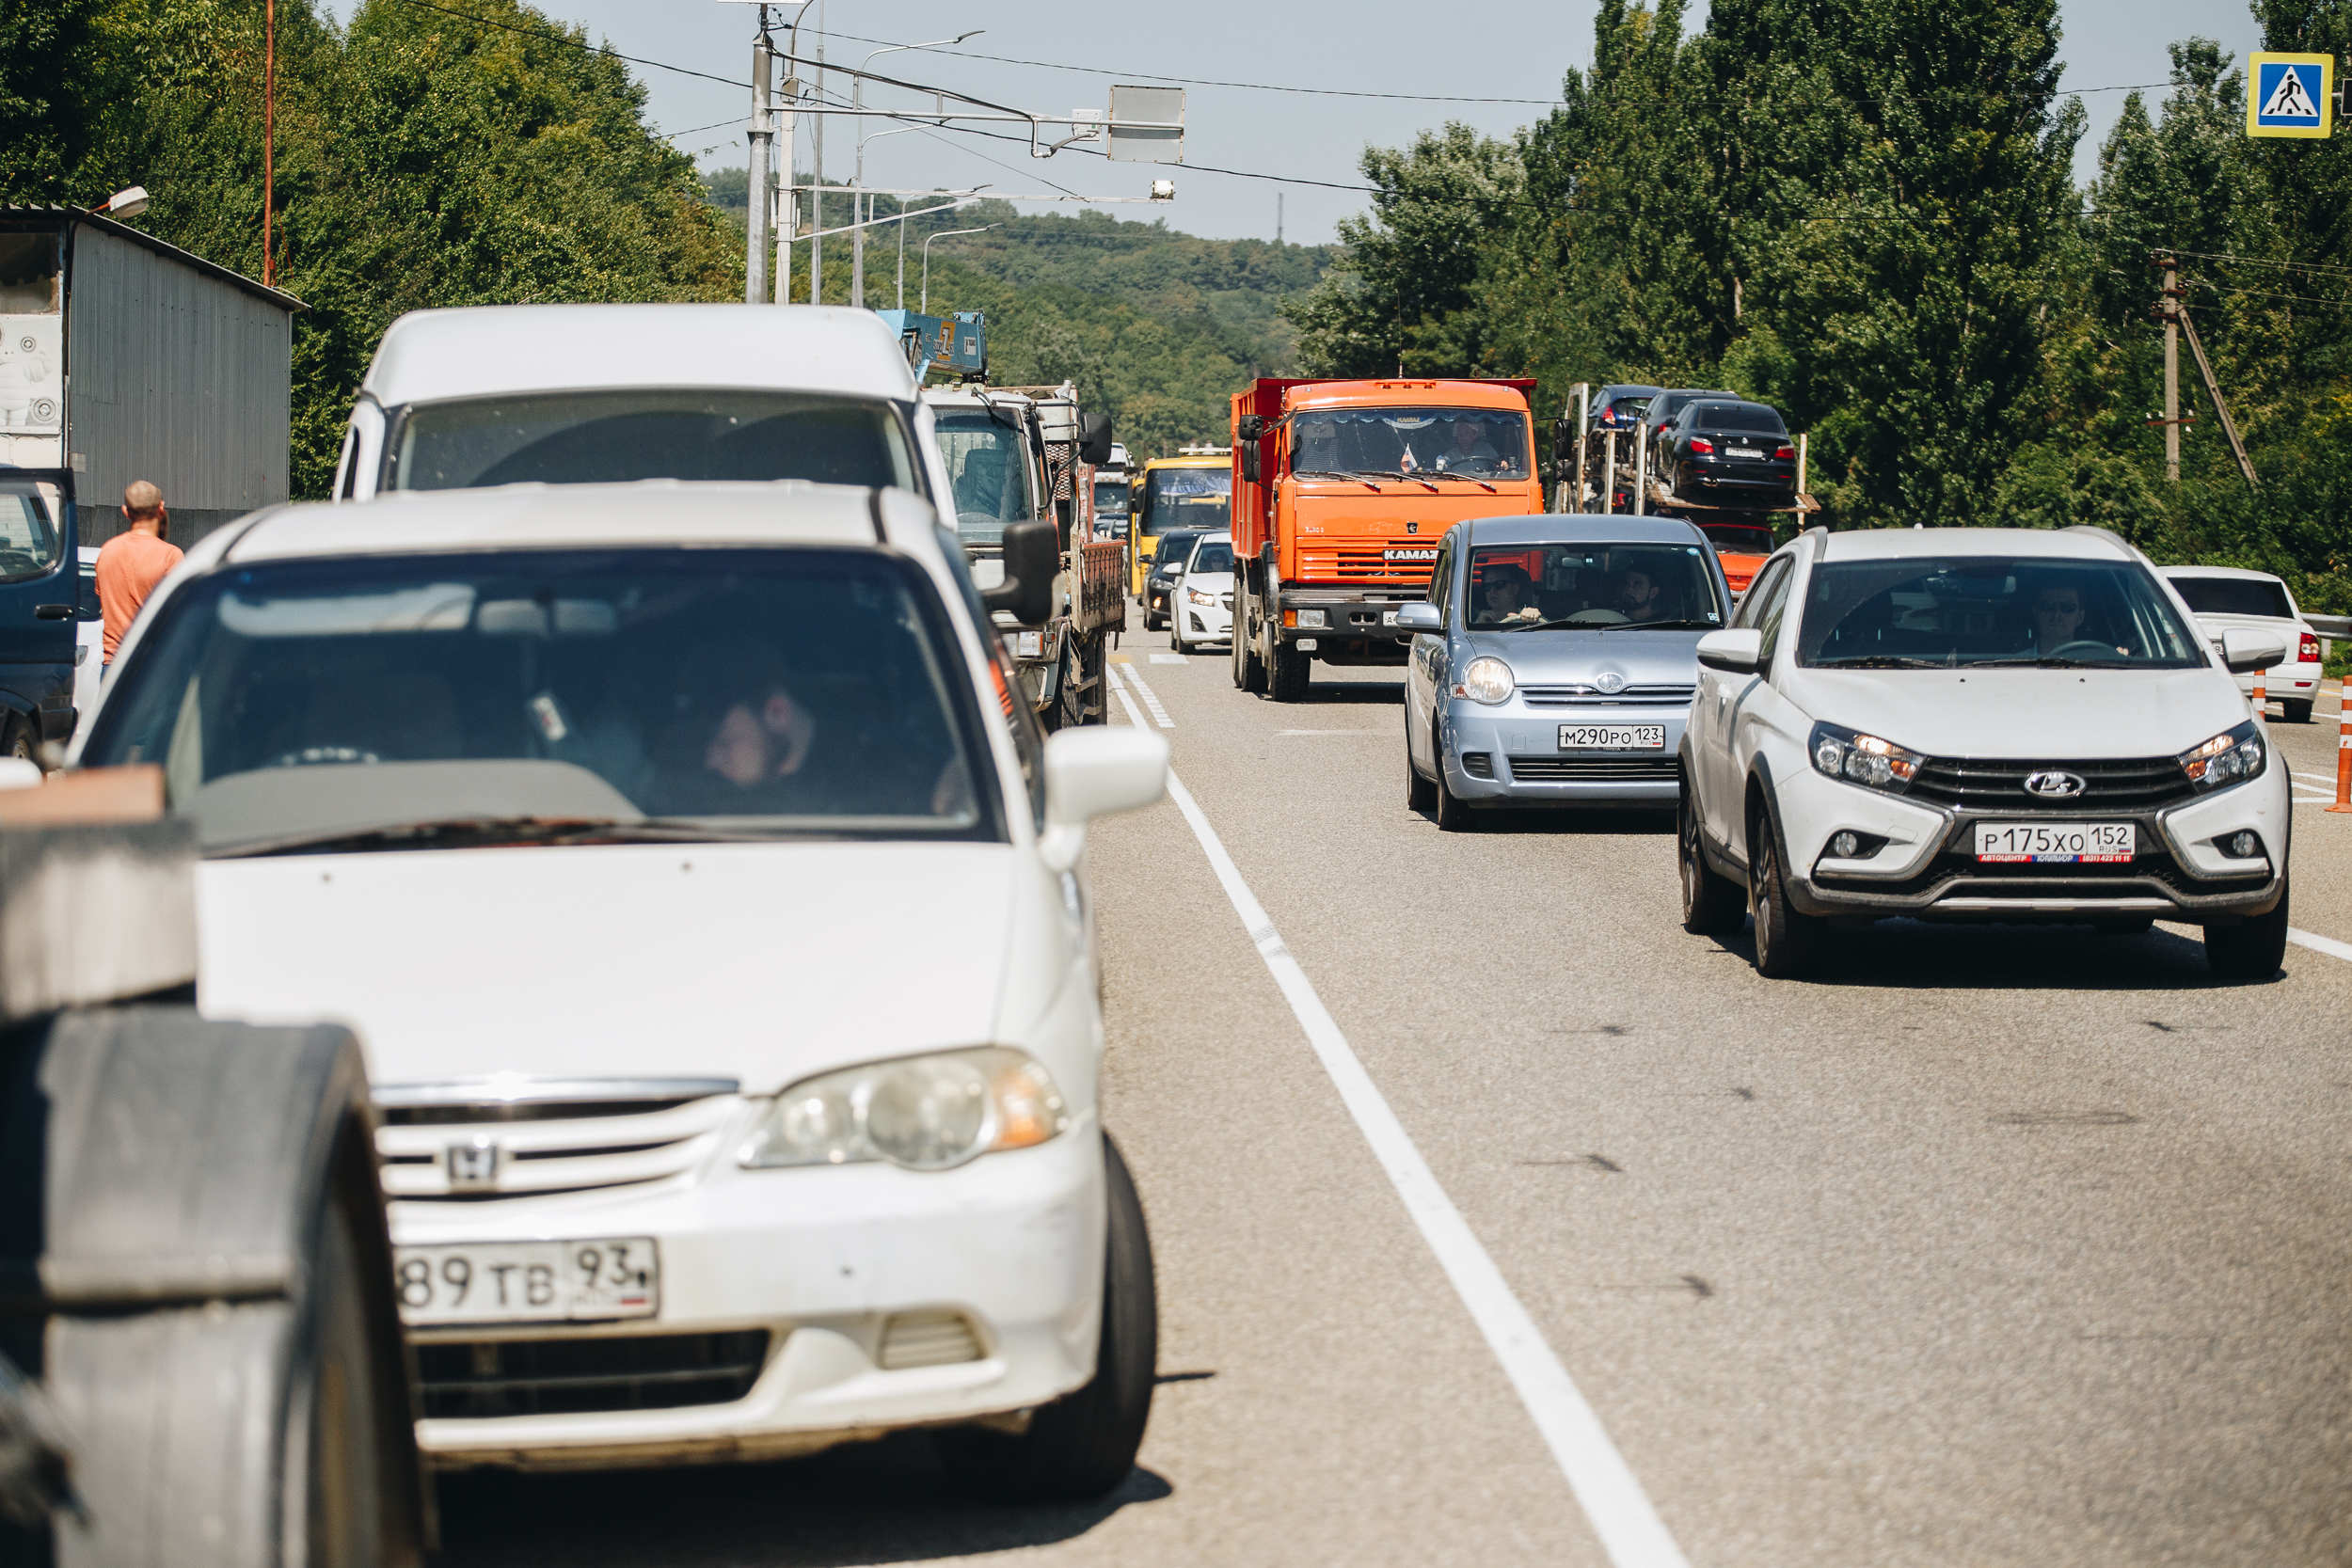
1038;727;1169;872
1694;627;1764;673
1393;602;1442;633
2219;628;2288;674
1079;413;1115;466
982;519;1059;626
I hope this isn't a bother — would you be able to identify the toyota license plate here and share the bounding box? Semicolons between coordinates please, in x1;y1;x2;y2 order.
1974;822;2133;863
1559;724;1665;751
394;1238;659;1325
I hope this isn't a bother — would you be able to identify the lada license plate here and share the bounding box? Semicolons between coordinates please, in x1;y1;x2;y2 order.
1559;724;1665;751
394;1237;659;1326
1974;822;2133;863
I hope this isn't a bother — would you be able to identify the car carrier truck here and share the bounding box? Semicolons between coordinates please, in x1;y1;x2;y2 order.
1229;377;1543;700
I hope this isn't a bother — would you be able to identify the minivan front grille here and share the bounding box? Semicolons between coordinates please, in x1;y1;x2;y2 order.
376;1078;739;1202
416;1330;771;1418
1908;755;2194;814
1506;756;1678;783
1518;684;1695;708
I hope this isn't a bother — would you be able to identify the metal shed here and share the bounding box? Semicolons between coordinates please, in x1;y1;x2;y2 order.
0;207;301;546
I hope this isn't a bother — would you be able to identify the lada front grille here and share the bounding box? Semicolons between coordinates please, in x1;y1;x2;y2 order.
1908;755;2195;814
1518;684;1695;708
416;1329;771;1418
375;1078;739;1202
1506;756;1679;783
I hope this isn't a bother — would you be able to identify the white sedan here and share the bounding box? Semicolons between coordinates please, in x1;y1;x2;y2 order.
73;480;1169;1497
2157;564;2324;723
1170;531;1234;650
1679;527;2293;980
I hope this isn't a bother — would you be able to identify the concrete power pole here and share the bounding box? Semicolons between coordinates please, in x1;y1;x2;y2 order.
2159;253;2180;483
808;7;825;306
744;10;772;305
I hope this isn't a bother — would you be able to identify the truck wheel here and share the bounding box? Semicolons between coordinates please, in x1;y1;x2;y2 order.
940;1134;1156;1502
1678;788;1746;935
1269;642;1311;703
2205;878;2290;979
0;716;33;767
1749;822;1826;978
1233;604;1266;693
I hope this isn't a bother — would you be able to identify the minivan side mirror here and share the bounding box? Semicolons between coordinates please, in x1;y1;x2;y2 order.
1393;602;1442;633
1694;627;1764;673
2219;628;2289;674
980;518;1058;626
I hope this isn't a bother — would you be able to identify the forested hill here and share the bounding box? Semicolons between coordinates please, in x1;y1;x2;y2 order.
705;180;1338;459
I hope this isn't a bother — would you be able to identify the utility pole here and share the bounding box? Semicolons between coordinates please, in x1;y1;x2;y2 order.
2158;253;2180;483
1276;192;1283;245
262;0;275;287
808;3;824;306
744;6;772;305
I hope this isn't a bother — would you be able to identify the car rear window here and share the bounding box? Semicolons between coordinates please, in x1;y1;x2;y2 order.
2167;576;2294;620
85;547;1003;853
1692;404;1787;434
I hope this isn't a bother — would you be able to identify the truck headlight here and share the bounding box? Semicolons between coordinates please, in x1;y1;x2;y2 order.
2178;721;2265;792
740;1048;1070;1172
1458;657;1514;705
1808;721;1922;793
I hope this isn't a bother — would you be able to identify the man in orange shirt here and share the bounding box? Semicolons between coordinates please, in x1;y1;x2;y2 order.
97;480;183;665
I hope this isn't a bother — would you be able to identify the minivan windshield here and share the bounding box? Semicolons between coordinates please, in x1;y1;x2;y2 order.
85;548;1001;854
1292;407;1529;480
1799;557;2207;669
1466;542;1725;630
932;410;1035;546
389;390;919;494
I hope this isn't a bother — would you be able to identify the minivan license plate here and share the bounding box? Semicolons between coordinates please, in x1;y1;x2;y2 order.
1974;822;2133;863
1559;724;1665;751
394;1237;659;1325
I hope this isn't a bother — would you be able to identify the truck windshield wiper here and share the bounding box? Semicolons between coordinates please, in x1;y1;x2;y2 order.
1420;471;1499;490
209;816;778;860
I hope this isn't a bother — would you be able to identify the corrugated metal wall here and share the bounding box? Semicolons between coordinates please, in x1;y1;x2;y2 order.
66;224;292;545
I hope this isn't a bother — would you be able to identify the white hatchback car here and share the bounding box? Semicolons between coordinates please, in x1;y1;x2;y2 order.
2156;564;2324;723
1678;527;2292;980
72;481;1169;1497
1170;531;1234;650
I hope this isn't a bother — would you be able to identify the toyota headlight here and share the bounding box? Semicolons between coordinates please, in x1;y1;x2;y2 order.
2178;721;2265;793
740;1048;1070;1172
1459;657;1515;705
1809;721;1922;793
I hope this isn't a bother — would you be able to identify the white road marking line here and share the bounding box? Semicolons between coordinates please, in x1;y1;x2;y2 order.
1108;671;1151;729
1163;768;1690;1568
1120;663;1176;728
2293;771;2337;784
1150;653;1188;664
2290;927;2352;964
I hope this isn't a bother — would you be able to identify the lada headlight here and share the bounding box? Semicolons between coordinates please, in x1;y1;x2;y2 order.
2178;721;2265;793
740;1048;1070;1172
1809;721;1922;793
1459;657;1515;705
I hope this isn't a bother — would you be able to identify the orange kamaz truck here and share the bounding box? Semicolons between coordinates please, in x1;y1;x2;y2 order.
1230;377;1543;700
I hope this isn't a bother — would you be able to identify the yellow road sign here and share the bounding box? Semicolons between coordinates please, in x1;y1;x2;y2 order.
2249;53;2333;138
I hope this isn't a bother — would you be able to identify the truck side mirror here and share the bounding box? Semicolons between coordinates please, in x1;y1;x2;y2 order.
1236;415;1264;441
1079;413;1115;466
1240;439;1261;483
981;519;1059;626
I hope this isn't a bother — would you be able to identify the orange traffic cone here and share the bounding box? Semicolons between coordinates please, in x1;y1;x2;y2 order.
2330;680;2352;814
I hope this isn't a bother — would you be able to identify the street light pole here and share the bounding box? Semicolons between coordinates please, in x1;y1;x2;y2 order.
743;4;771;304
807;1;824;305
771;0;815;303
853;31;980;310
922;224;992;315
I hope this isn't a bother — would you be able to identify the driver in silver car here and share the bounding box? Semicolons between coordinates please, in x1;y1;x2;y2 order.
1473;563;1541;626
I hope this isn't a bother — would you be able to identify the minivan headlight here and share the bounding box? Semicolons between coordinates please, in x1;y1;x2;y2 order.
740;1048;1070;1171
2178;721;2265;793
1809;721;1922;793
1459;657;1515;705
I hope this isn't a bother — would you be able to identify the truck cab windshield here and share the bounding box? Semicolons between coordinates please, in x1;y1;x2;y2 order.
933;410;1037;546
1292;407;1528;479
387;389;921;495
1138;468;1231;535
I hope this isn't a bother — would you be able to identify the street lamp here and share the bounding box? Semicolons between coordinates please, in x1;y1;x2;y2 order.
856;124;919;307
922;224;993;315
852;30;980;309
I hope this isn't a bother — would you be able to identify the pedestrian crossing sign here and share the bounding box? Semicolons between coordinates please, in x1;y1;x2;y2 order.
2248;53;2333;138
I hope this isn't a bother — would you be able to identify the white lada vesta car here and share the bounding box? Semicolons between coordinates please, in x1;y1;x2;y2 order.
71;481;1169;1497
1677;527;2291;980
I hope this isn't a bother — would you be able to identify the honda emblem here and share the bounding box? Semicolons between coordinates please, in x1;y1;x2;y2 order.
446;1135;502;1190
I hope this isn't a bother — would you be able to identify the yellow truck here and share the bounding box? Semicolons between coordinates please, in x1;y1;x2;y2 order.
1129;448;1233;603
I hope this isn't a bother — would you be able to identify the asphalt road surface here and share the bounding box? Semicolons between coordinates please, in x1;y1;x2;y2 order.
438;654;2352;1568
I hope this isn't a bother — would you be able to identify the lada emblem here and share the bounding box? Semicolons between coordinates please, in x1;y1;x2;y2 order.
446;1135;502;1190
2024;769;2086;799
1595;672;1627;694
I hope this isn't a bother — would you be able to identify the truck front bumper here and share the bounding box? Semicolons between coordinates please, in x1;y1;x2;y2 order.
1278;591;1424;642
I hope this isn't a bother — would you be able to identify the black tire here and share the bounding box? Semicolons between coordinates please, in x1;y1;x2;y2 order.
1749;815;1826;978
1269;642;1311;703
1433;727;1475;832
1233;596;1267;692
2206;879;2290;979
940;1135;1156;1502
1678;786;1746;935
2094;915;2157;935
1406;713;1437;812
1;714;35;767
2282;699;2313;724
303;1167;398;1568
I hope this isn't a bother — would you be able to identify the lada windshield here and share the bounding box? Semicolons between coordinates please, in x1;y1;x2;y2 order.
1466;542;1724;630
1138;468;1230;535
1292;407;1529;479
932;409;1036;546
389;390;919;493
84;548;1002;854
1799;558;2207;669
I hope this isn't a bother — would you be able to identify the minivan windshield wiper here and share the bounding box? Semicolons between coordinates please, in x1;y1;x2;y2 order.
208;815;785;860
1596;618;1723;633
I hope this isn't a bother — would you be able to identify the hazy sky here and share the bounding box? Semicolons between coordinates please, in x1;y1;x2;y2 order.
323;0;2265;245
